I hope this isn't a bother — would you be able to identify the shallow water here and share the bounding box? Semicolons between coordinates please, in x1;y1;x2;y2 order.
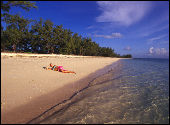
38;58;169;124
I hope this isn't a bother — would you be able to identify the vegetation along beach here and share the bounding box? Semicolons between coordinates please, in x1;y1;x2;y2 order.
1;1;169;124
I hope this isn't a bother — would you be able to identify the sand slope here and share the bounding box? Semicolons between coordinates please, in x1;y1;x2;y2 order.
1;53;121;124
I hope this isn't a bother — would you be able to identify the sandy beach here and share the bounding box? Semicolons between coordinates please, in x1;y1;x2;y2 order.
1;52;121;124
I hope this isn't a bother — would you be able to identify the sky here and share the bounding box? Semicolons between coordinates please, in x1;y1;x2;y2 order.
2;1;169;58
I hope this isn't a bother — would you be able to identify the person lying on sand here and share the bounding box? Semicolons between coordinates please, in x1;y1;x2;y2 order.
44;63;76;74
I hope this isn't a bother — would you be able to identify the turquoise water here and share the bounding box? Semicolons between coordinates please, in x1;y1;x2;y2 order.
35;58;169;124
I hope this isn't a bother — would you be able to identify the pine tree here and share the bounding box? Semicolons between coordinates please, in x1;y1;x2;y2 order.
3;14;30;52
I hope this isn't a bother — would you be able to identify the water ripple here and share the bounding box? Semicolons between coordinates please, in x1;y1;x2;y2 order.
35;59;169;124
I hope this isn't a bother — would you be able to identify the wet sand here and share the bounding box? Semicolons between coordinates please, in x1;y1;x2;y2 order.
1;52;121;124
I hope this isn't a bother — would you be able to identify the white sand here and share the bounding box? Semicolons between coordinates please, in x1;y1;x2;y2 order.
1;52;121;124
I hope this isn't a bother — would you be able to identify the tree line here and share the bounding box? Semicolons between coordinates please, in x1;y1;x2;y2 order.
1;1;132;58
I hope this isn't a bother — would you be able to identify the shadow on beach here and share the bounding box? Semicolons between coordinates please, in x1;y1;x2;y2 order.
2;61;121;124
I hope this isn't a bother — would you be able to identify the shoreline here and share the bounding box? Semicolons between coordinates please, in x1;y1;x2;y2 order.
1;52;103;58
1;53;122;124
27;59;121;124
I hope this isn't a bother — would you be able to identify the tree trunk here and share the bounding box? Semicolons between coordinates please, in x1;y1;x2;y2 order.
51;46;54;54
13;44;16;52
46;44;50;54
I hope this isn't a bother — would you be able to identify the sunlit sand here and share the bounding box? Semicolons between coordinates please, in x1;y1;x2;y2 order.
1;52;121;124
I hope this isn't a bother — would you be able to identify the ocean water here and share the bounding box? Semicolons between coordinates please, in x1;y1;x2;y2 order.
37;58;169;124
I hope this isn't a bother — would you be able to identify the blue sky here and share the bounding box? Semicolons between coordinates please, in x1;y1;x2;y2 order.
3;1;169;58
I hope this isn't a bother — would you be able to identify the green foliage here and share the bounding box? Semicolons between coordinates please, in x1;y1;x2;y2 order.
1;1;36;52
98;47;115;57
42;19;54;53
2;14;31;52
1;1;37;13
30;18;44;53
1;1;132;58
121;54;132;58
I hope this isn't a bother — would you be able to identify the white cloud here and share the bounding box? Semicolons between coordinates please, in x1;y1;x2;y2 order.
147;34;168;44
111;33;122;38
159;40;169;44
94;32;122;39
86;25;94;29
142;24;169;37
149;47;154;54
155;48;168;55
148;47;169;57
96;1;151;26
124;46;131;51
